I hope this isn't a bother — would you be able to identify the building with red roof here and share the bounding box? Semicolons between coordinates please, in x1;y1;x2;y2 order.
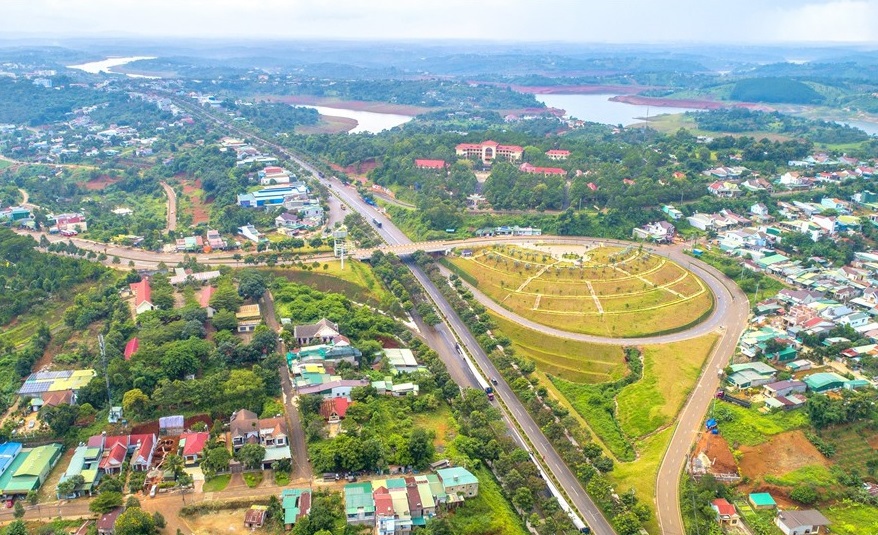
319;398;350;422
180;431;210;465
546;149;570;160
129;279;155;316
711;498;740;526
99;442;128;475
414;159;446;170
123;338;138;361
199;286;216;318
456;140;523;165
129;434;156;472
519;163;566;177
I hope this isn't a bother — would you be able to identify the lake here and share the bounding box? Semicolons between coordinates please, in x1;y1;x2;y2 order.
536;93;698;126
66;56;158;78
302;105;413;134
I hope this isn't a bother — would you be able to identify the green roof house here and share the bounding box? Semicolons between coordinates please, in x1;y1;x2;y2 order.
436;467;479;499
748;493;776;510
281;488;311;529
344;481;375;524
727;362;777;389
766;345;798;364
804;372;847;394
1;444;62;495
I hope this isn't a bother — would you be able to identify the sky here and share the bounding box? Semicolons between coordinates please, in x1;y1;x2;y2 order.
4;0;878;44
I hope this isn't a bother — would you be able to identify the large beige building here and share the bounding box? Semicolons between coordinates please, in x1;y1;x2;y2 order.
455;140;523;165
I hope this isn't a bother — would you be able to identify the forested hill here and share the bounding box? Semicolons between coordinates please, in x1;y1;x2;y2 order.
0;228;106;325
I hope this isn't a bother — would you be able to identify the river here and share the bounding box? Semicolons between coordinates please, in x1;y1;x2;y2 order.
536;93;698;126
302;105;413;134
66;56;159;78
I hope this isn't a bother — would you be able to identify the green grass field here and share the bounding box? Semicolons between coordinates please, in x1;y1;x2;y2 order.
450;245;713;337
823;502;878;535
616;334;719;438
202;474;231;492
715;404;810;447
490;312;627;383
243;471;263;488
610;427;674;534
0;159;12;170
445;466;529;535
264;260;390;307
764;464;835;487
819;422;878;473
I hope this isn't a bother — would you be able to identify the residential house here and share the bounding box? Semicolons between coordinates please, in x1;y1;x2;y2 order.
205;229;227;250
129;279;155;315
384;348;421;374
123;338;138;361
275;212;301;230
742;178;774;193
414;159;446;170
281;488;312;529
175;235;204;252
229;409;291;468
288;344;362;368
296;379;369;399
52;212;88;233
687;213;715;232
237;224;265;244
294;318;341;346
662;205;684;220
180;432;209;465
236;304;261;333
97;508;123;535
763;380;807;399
198;286;216;318
319;398;350;423
57;445;100;498
706;181;741;197
727;362;777;389
436;467;479;498
633;221;676;243
711;499;740;527
345;481;376;524
519;162;566;176
775;510;831;535
18;369;94;412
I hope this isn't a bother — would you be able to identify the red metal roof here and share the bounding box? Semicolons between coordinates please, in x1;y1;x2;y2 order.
181;431;209;457
712;498;736;516
129;279;152;307
319;397;350;420
199;286;216;308
414;159;446;169
123;338;139;361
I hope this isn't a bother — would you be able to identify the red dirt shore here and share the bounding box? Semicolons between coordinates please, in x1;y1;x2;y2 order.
256;95;429;116
610;94;773;111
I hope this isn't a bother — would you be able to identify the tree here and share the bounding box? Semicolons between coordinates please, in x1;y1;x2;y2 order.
115;506;156;535
122;388;150;419
235;443;266;470
12;500;24;519
125;496;141;509
89;491;123;514
6;520;27;535
152;512;166;529
790;484;819;505
40;403;78;436
407;428;435;470
211;309;238;332
201;447;231;478
25;491;37;506
210;281;242;312
613;511;643;535
512;487;534;513
238;270;267;301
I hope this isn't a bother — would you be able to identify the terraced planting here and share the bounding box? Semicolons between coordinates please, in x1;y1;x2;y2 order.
449;244;713;337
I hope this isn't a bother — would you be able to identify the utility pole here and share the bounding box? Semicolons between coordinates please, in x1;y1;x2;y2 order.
333;228;348;269
98;334;111;405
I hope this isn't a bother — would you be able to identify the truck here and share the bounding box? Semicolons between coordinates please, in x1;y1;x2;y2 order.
484;386;495;401
363;196;377;207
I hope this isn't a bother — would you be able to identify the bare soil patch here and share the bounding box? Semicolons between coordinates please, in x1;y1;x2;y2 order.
738;430;829;481
296;114;358;134
694;432;738;475
79;175;119;191
181;178;210;225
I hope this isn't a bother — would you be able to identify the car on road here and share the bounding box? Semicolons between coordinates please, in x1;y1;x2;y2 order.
491;378;498;385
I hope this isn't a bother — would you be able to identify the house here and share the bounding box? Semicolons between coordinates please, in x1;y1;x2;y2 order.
180;432;209;465
519;162;566;176
414;159;446;170
455;140;523;164
229;409;291;468
804;372;847;393
727;362;777;389
296;379;369;399
687;213;715;232
0;443;63;496
436;467;479;498
711;498;740;526
763;380;807;398
57;445;100;498
129;434;156;472
294;318;341;346
205;229;227;250
236;304;261;333
775;509;831;535
288;344;362;367
51;212;88;233
662;205;684;220
123;338;138;361
384;348;421;374
199;286;216;318
244;506;268;528
97;508;123;535
237;224;266;244
98;442;127;475
749;493;777;510
319;398;350;422
175;235;204;252
545;149;570;160
275;212;301;230
281;488;312;529
787;359;812;372
633;221;676;243
18;369;94;411
707;181;741;197
129;279;155;315
345;481;376;525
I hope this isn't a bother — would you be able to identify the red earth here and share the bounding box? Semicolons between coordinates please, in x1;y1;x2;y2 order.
181;178;210;225
79;175;119;191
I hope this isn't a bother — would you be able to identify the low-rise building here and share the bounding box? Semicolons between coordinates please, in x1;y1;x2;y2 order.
775;509;830;535
384;348;421;374
711;498;740;527
748;492;777;510
281;488;312;529
762;380;807;398
129;279;155;315
804;372;847;394
229;409;291;468
236;304;261;333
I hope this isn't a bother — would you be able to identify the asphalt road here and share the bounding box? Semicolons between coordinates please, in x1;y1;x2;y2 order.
160;181;178;232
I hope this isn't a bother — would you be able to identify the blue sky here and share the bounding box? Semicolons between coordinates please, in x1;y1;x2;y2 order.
3;0;878;44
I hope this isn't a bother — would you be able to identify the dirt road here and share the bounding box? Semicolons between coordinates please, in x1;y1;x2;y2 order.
160;181;177;232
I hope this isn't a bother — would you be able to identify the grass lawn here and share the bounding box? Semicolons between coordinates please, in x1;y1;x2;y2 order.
552;378;635;461
610;427;674;534
449;245;713;337
489;312;627;383
445;466;529;535
716;404;810;447
819;422;878;473
202;474;231;492
616;334;719;438
823;501;878;535
274;471;290;487
243;471;263;488
764;464;835;487
0;159;12;170
412;404;457;453
264;259;390;307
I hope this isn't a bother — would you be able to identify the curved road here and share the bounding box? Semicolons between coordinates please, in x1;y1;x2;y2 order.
160;181;177;232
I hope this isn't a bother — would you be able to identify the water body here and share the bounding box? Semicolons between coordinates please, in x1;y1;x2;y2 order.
302;105;413;134
536;93;698;126
66;56;158;78
840;119;878;137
